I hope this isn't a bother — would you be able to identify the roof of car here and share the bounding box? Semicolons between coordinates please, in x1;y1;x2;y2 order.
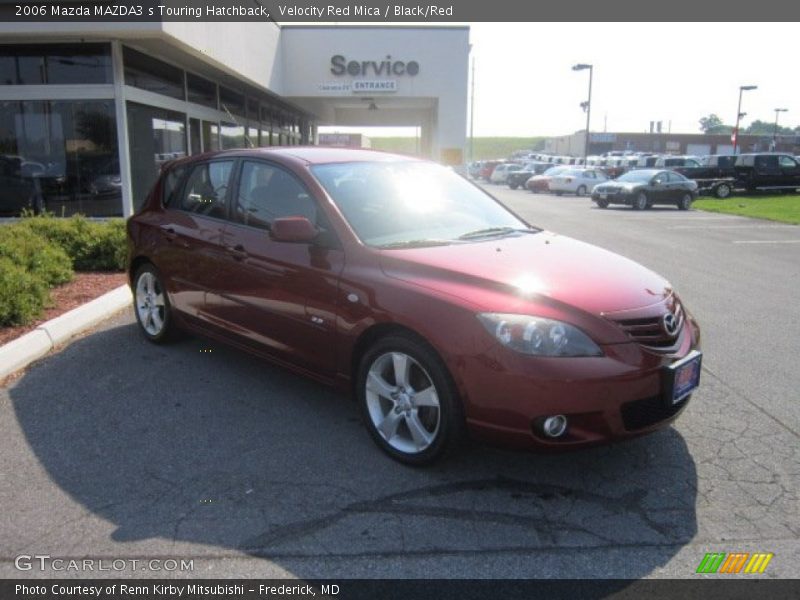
176;146;420;166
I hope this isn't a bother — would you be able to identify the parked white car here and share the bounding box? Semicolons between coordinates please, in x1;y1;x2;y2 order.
549;168;609;196
489;163;522;184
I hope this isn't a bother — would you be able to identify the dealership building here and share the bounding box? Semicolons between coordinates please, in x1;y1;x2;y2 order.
544;131;800;158
0;22;469;218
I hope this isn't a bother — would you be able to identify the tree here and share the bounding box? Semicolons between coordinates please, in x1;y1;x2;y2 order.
699;113;734;134
744;120;794;135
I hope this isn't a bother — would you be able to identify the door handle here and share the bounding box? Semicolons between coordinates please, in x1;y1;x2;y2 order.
161;226;178;241
226;244;248;260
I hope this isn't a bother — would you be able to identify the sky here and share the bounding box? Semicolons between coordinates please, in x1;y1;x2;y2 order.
322;22;798;138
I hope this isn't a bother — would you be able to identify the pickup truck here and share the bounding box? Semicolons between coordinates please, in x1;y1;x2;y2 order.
673;155;738;198
734;153;800;193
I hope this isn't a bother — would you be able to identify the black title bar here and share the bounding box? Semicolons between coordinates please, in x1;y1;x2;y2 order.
0;0;799;22
3;579;800;600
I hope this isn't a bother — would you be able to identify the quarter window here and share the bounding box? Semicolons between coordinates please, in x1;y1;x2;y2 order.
179;160;234;218
779;155;798;168
234;161;317;230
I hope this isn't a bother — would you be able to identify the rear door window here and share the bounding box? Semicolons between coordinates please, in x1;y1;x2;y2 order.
179;160;234;218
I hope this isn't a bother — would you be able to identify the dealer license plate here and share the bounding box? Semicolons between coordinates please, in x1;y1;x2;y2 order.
664;350;702;405
599;193;608;199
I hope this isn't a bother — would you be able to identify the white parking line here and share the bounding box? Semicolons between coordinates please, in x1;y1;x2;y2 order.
732;239;800;244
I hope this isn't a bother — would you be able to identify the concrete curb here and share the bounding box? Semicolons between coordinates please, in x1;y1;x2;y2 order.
0;284;132;380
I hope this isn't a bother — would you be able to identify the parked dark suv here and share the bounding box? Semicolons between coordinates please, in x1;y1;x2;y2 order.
734;153;800;192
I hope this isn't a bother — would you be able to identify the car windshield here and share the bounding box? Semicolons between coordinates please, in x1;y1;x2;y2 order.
312;161;533;247
616;170;655;183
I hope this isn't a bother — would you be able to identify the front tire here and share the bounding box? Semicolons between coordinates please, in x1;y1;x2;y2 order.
509;182;519;190
133;263;179;343
596;199;609;208
633;191;649;210
357;334;465;465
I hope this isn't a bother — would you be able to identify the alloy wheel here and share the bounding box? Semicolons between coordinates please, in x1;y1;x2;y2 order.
364;351;441;454
135;271;166;337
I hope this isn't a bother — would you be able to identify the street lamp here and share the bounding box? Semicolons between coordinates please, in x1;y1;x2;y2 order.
733;85;757;155
572;63;593;161
773;108;788;150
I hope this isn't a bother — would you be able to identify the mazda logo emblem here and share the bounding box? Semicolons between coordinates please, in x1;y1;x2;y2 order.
662;312;679;337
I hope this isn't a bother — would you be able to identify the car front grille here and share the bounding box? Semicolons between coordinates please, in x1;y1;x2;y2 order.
621;393;689;431
611;301;684;351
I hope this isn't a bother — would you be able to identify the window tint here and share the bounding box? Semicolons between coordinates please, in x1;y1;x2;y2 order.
234;161;316;230
162;165;187;207
123;47;184;100
186;73;217;108
0;43;112;85
179;161;234;218
779;155;797;168
755;155;778;168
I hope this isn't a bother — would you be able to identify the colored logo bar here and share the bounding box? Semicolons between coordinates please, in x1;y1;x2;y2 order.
696;552;773;574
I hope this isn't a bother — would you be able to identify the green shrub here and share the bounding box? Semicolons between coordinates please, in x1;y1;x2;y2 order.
0;225;73;286
0;256;49;327
19;213;127;271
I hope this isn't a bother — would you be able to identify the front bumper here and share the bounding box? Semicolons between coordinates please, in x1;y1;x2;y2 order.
592;190;635;204
457;319;701;450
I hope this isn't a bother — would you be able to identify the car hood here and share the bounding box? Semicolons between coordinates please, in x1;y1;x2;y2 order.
379;231;672;315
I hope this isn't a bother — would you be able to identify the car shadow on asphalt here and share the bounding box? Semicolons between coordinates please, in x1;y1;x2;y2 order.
9;318;698;579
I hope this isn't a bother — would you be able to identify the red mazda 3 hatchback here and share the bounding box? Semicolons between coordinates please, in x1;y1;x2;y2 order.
127;147;702;464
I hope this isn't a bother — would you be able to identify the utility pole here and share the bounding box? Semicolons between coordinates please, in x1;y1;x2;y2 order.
469;54;475;162
572;63;593;161
733;85;757;155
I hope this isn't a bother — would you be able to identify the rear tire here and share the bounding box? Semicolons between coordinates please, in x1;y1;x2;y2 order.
357;333;465;465
576;185;587;197
714;183;732;199
133;263;180;343
509;183;519;190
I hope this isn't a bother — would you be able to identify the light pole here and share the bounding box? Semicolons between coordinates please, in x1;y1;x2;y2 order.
572;63;593;161
773;108;788;151
733;85;757;155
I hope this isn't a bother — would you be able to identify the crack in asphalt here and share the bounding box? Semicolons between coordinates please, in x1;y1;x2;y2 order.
240;477;681;552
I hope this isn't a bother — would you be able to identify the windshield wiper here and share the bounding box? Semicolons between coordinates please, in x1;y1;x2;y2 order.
457;227;538;240
377;239;453;249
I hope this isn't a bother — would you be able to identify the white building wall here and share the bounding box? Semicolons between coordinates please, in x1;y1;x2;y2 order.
279;26;469;161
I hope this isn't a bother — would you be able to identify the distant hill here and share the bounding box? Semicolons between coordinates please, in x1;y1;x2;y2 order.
369;137;546;161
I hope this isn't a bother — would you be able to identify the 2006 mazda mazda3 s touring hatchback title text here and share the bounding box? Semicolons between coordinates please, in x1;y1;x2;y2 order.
127;147;702;464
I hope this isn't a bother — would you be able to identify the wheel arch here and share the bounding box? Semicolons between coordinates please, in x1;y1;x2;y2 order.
128;255;154;287
348;321;451;399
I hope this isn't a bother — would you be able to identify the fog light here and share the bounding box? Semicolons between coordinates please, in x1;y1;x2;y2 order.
542;415;568;438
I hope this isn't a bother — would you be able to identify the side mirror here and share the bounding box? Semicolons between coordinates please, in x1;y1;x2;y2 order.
270;216;318;243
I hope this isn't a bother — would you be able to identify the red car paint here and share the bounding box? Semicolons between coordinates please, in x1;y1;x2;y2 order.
128;147;701;451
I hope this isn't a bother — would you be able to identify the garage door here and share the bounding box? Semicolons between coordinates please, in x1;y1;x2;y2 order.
715;144;734;155
687;143;712;155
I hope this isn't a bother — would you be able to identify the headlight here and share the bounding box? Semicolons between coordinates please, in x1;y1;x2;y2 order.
477;313;602;357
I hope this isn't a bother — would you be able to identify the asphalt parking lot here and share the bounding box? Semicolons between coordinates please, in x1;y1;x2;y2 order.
1;186;798;580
